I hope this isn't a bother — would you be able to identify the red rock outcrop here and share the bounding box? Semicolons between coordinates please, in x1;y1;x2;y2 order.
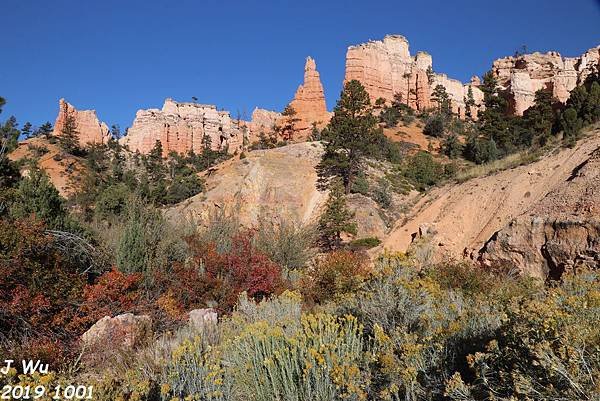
492;46;600;115
247;107;281;141
120;98;245;155
344;35;483;118
289;57;331;135
53;99;111;146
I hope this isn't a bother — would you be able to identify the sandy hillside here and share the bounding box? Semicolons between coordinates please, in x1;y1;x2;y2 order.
380;128;600;257
9;137;84;196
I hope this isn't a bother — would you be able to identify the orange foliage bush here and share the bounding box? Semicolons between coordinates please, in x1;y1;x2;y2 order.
303;250;371;304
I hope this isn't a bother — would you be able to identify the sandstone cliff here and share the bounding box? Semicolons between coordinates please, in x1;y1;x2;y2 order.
120;98;246;155
344;35;483;118
53;99;111;146
492;46;600;115
289;57;331;136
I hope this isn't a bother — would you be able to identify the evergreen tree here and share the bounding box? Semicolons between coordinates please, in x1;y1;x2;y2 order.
318;180;356;249
21;122;32;138
318;80;380;193
279;104;300;142
0;116;20;153
10;168;67;229
0;96;5;114
33;122;53;137
58;105;81;154
479;71;513;153
432;84;451;115
426;65;435;85
465;86;476;119
560;107;583;147
522;89;555;146
145;140;165;182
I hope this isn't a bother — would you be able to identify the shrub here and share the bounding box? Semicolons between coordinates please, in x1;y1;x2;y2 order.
403;151;444;191
303;250;370;304
380;106;400;127
95;183;130;219
442;134;463;159
463;136;499;164
254;219;316;271
423;113;446;137
349;237;381;250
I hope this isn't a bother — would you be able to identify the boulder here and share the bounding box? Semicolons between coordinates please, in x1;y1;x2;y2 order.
189;308;218;329
81;313;152;349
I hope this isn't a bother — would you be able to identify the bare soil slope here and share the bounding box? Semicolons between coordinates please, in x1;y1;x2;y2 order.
9;137;84;196
381;128;600;259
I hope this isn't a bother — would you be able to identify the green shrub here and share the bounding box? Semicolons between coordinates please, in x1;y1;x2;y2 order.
423;113;446;137
403;151;444;191
254;219;316;271
349;237;381;250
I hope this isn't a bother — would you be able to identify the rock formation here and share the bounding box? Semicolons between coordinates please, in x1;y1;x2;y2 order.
81;313;152;349
248;107;281;139
344;35;483;118
189;308;218;330
120;98;246;155
288;57;331;136
480;145;600;279
492;46;600;115
53;99;111;146
165;142;388;239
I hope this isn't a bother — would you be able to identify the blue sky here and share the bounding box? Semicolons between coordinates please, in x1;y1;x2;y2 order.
1;0;599;131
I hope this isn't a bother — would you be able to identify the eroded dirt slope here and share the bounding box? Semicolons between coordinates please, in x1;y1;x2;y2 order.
381;128;600;260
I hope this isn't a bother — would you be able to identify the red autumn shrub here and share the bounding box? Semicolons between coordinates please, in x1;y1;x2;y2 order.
184;230;285;312
68;268;144;333
0;217;86;366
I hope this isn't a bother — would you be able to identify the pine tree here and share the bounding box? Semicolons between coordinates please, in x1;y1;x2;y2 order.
0;96;5;114
522;89;555;146
318;180;357;249
479;71;513;153
432;84;451;115
318;80;380;193
465;86;476;119
58;105;81;154
279;104;300;142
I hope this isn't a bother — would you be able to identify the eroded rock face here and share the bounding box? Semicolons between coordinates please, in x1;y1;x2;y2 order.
289;57;331;136
480;146;600;279
120;98;246;155
53;99;111;146
492;46;600;115
344;35;483;118
81;313;152;349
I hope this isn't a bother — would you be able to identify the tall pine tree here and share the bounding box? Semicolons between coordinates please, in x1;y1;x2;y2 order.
58;105;81;154
318;80;379;193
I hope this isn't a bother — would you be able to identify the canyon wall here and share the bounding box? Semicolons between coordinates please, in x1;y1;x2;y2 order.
344;35;483;118
492;46;600;115
120;98;245;155
53;99;111;146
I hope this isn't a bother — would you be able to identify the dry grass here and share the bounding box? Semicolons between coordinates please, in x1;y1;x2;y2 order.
455;150;542;182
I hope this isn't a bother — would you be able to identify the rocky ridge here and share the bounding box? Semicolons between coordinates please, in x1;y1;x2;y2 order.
492;46;600;115
344;35;483;118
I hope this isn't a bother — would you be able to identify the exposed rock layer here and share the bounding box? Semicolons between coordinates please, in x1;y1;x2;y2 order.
53;99;111;145
380;128;600;279
81;313;152;349
492;46;600;115
120;99;245;155
480;145;600;279
166;142;387;239
344;35;483;118
289;57;331;136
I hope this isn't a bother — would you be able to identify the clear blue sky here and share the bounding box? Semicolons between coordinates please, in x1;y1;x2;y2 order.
2;0;599;131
